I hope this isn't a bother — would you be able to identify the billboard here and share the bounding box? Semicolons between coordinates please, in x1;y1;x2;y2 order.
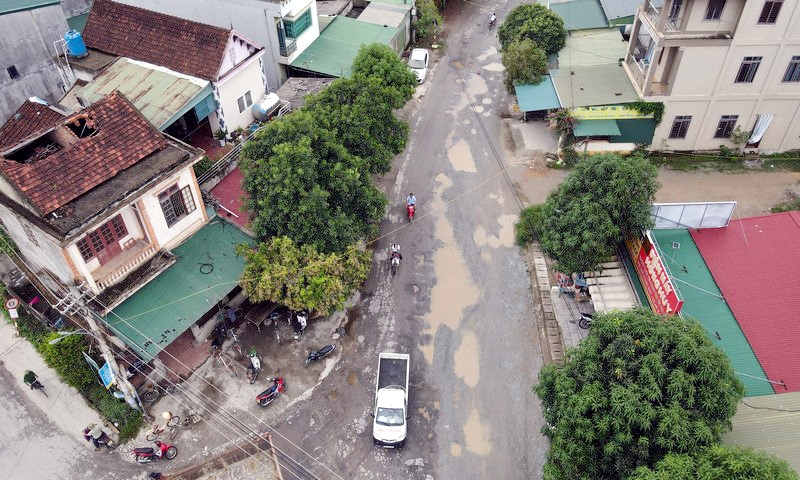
571;105;653;120
625;232;684;315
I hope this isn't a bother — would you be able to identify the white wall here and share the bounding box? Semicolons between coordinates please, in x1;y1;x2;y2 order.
139;168;206;250
215;58;266;132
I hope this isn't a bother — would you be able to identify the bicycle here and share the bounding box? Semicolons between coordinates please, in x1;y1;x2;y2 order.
230;329;243;359
145;412;181;441
23;370;48;398
141;382;177;402
213;347;238;378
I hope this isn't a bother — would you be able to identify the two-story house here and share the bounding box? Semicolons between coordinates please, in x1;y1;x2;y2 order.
623;0;800;152
80;0;267;135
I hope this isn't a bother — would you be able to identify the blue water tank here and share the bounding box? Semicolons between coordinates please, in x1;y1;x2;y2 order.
64;30;88;58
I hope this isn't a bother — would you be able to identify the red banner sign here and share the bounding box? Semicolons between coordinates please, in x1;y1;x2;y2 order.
625;233;683;315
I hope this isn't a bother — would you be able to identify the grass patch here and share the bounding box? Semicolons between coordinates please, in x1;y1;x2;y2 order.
648;150;800;172
770;191;800;213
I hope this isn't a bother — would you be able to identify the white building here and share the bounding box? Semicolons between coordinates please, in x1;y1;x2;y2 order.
623;0;800;152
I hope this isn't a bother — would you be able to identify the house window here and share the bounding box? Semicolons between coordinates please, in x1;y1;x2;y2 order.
283;9;312;39
782;56;800;82
705;0;726;20
669;116;692;139
75;214;128;262
7;65;20;80
237;90;253;113
757;1;782;24
735;56;762;83
22;223;39;247
158;185;196;227
714;115;738;138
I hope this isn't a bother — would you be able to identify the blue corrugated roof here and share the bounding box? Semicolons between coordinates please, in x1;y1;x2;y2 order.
514;76;561;112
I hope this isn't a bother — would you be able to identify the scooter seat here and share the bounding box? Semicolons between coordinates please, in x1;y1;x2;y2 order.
133;447;154;455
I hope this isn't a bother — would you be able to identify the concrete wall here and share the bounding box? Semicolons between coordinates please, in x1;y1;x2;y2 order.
139;167;206;251
114;0;320;91
215;57;266;132
0;5;70;124
59;0;92;19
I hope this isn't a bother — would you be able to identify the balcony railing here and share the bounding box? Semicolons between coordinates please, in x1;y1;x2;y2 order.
280;38;297;57
95;241;157;290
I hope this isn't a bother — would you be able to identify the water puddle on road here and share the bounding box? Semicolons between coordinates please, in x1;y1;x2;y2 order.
453;330;480;388
463;407;492;456
421;173;480;364
465;73;488;99
447;138;477;172
451;442;463;457
482;62;505;72
473;214;517;249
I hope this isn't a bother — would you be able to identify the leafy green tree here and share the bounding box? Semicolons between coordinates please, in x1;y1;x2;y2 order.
239;110;387;253
629;444;798;480
498;3;566;54
305;75;409;173
502;38;548;93
515;204;545;246
351;43;418;104
237;236;371;316
534;309;745;480
414;0;442;41
39;332;96;389
539;153;659;273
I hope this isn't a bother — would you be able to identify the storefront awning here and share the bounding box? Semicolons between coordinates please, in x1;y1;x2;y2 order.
573;119;621;136
514;76;561;112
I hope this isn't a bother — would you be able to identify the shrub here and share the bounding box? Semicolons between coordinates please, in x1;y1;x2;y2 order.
515;205;545;246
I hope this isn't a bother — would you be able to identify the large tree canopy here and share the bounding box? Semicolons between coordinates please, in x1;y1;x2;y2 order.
237;236;371;315
539;153;659;273
351;43;418;104
305;75;409;173
502;38;548;93
498;3;566;54
629;444;798;480
535;309;745;480
239;110;386;253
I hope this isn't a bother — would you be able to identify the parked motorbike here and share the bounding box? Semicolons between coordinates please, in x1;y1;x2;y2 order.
246;348;262;384
84;423;115;450
389;243;402;276
132;440;178;463
305;344;336;367
406;203;416;222
577;312;594;329
256;377;286;407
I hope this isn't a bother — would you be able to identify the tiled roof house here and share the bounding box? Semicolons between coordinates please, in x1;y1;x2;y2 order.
80;0;266;134
0;91;208;300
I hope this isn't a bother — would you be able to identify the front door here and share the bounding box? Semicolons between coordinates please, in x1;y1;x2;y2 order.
79;215;128;266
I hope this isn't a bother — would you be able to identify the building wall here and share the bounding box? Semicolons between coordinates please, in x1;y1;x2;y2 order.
138;167;206;250
60;0;92;19
215;58;266;132
0;5;71;124
643;0;800;152
114;0;320;91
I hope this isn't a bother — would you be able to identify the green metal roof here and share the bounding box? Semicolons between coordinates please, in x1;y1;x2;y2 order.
107;220;253;360
80;58;212;131
649;229;773;396
67;12;89;32
514;76;561;112
558;28;630;68
723;391;800;473
291;16;398;78
551;63;640;107
550;0;608;30
573;119;620;136
614;118;656;144
0;0;58;15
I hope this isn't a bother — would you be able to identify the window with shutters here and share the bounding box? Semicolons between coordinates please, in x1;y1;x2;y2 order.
782;56;800;82
158;184;196;227
669;116;692;139
75;214;127;262
757;1;782;24
735;56;762;83
705;0;726;20
714;115;738;138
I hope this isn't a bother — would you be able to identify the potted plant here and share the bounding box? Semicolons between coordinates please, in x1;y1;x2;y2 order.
214;128;227;147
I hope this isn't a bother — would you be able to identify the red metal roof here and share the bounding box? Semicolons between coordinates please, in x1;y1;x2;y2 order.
83;0;229;82
690;212;800;393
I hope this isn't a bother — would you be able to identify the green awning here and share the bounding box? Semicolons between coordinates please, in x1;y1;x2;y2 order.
107;220;254;360
573;119;621;136
514;76;561;112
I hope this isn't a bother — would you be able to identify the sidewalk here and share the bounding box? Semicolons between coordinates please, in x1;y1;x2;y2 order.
0;318;105;446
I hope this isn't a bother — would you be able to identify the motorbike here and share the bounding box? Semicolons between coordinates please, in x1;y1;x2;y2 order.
132;440;178;463
577;312;594;329
305;344;336;367
256;377;286;407
84;424;115;450
246;348;262;384
292;310;308;341
389;243;402;276
406;203;416;222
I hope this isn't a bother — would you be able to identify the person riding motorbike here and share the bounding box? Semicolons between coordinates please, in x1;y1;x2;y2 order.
389;243;402;262
489;13;497;28
83;423;105;450
405;193;416;208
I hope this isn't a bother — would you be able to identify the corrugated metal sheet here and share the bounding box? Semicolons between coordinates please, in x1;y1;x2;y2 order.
650;229;773;396
79;58;210;130
691;212;800;394
599;0;641;22
0;0;58;15
550;64;639;107
724;391;800;473
514;76;561;112
558;28;629;68
550;0;608;30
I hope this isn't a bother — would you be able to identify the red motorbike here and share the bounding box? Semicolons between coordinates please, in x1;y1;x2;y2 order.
256;377;286;407
406;203;415;222
132;440;178;463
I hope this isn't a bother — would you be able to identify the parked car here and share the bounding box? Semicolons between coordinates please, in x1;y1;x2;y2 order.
408;48;429;84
